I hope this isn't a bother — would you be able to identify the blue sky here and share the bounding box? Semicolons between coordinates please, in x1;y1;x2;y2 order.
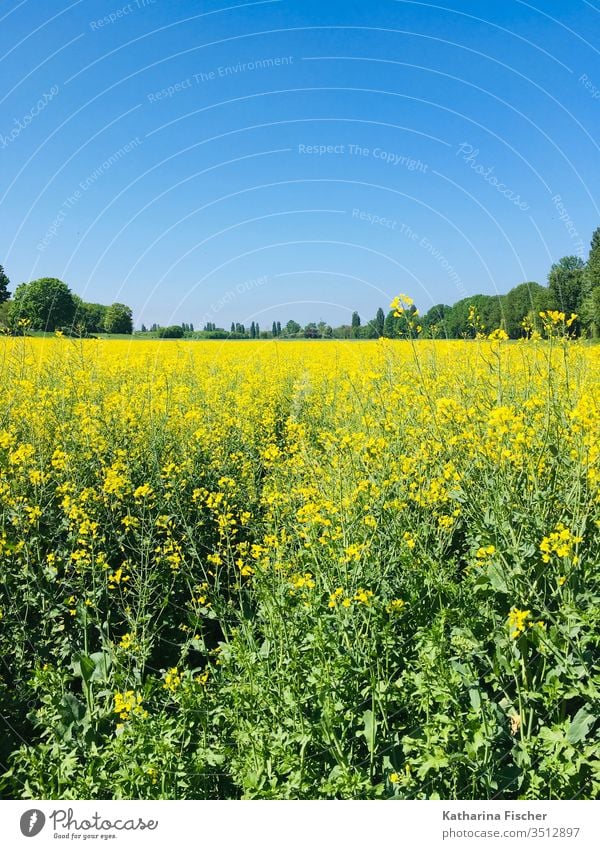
1;0;598;328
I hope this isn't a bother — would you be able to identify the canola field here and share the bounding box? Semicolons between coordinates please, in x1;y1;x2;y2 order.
0;333;599;800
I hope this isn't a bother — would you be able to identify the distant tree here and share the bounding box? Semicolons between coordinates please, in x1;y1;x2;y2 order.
375;307;385;337
581;228;600;337
502;282;547;338
362;320;378;339
8;278;75;331
383;310;396;338
256;322;260;337
548;256;586;318
285;320;301;336
272;320;278;337
351;311;361;338
158;325;184;339
231;322;235;334
333;324;352;339
190;322;194;332
304;322;319;338
72;297;107;334
104;303;133;334
0;265;11;304
581;286;600;338
141;323;147;332
421;304;451;337
250;321;256;339
276;321;281;336
584;227;600;289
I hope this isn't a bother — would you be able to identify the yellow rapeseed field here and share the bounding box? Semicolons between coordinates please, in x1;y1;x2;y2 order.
0;332;599;799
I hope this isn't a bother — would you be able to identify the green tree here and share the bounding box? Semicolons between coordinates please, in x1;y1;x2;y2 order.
421;304;451;337
383;310;396;338
0;265;11;304
502;282;546;338
8;277;75;331
104;303;133;334
158;325;184;339
374;307;385;337
285;320;301;337
584;227;600;291
581;286;600;338
351;311;361;338
547;256;586;318
72;296;107;334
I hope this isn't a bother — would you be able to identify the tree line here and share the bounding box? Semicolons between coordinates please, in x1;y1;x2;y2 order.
214;227;600;340
0;275;133;335
1;225;599;339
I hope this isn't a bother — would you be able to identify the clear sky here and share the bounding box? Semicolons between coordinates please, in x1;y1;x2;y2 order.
1;0;598;329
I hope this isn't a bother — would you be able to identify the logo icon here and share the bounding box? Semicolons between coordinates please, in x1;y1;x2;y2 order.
20;810;46;837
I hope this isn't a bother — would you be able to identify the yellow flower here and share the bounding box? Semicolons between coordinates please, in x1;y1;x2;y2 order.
507;607;530;639
164;667;182;693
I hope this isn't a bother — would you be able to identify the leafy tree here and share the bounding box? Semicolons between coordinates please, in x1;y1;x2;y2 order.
584;227;600;289
8;278;75;331
581;286;600;338
351;311;361;337
104;303;133;334
72;296;107;334
375;307;385;337
304;322;319;338
141;323;147;332
272;321;278;337
383;310;396;338
0;265;11;304
421;304;451;337
276;321;281;336
285;320;301;337
250;321;256;339
502;282;547;338
0;300;10;327
548;256;586;317
158;325;184;339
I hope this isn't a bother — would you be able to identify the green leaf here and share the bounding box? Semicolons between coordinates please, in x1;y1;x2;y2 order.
363;709;376;755
89;651;112;682
73;653;95;685
468;688;481;711
567;707;596;744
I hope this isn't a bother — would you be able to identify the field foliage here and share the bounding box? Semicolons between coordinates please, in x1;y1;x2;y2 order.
0;333;599;799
